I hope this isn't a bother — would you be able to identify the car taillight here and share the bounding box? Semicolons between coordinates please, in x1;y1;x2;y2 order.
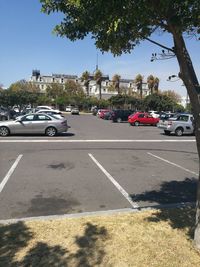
61;120;67;125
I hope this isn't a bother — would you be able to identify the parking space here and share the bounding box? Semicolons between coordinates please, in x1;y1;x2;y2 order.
0;115;198;221
0;149;130;220
0;140;198;220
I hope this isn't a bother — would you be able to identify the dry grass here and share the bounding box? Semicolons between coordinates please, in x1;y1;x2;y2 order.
1;207;200;267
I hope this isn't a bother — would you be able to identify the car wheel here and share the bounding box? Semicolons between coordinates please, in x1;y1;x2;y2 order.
0;126;10;136
45;126;57;137
175;127;183;136
164;130;170;135
134;121;140;126
117;118;122;123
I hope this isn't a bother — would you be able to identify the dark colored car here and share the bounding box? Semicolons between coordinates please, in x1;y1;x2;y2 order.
103;111;113;120
0;107;9;121
159;112;175;121
111;109;134;123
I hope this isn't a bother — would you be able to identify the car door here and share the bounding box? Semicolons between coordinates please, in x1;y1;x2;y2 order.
137;113;145;124
145;114;155;125
13;114;35;134
31;114;51;133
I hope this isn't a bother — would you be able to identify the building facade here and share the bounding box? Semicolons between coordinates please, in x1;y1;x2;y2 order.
30;70;150;98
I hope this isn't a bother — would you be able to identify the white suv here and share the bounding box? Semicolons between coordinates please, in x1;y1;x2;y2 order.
149;110;160;118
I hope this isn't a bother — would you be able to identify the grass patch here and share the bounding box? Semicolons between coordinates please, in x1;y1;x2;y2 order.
0;207;200;267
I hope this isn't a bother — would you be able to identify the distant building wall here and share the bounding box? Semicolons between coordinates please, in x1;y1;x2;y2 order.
30;70;150;98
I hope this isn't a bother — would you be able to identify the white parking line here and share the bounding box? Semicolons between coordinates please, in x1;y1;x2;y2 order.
0;139;196;143
147;152;198;176
88;153;139;208
0;154;23;193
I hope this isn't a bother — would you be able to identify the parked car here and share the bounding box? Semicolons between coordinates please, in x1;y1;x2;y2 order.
0;113;69;137
128;112;160;126
111;109;134;123
66;105;75;112
159;112;176;121
103;111;113;120
157;113;194;136
36;109;64;119
36;106;60;113
148;110;160;118
0;107;9;121
98;109;111;119
71;107;79;115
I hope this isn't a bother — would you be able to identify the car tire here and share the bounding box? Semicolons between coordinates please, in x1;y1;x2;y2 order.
164;130;170;135
134;121;140;126
45;126;57;137
175;127;183;136
117;118;122;123
0;126;10;136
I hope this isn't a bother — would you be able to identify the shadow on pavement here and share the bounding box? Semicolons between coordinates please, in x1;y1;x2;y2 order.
131;177;197;238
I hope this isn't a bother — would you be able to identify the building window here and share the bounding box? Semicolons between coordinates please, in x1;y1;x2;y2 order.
40;77;42;82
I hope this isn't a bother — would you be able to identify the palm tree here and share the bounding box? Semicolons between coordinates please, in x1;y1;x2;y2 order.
147;75;155;94
134;74;143;99
94;69;103;99
81;71;90;96
112;74;121;94
147;75;160;94
154;77;159;93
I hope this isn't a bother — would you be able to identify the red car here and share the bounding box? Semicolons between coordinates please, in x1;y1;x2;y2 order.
98;109;111;119
128;112;160;126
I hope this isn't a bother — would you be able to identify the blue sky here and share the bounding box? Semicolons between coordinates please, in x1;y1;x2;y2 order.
0;0;199;97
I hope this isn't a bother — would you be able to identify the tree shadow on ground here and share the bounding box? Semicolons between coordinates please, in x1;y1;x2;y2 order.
0;221;108;267
131;177;197;238
68;222;108;267
0;222;33;267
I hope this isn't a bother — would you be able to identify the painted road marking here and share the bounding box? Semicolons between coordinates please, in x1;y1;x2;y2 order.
148;152;198;176
0;139;196;143
88;153;139;208
0;154;23;193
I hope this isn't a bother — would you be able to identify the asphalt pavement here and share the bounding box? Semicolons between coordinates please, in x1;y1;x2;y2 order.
0;114;198;221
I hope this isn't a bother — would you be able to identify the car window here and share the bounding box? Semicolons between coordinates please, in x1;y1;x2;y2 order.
22;114;35;121
35;114;51;121
138;114;144;118
178;115;189;122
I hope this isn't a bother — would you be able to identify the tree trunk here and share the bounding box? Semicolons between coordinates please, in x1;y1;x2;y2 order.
172;31;200;248
99;83;102;99
140;84;142;99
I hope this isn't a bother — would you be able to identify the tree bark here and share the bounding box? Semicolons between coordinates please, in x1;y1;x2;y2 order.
172;31;200;248
99;83;102;99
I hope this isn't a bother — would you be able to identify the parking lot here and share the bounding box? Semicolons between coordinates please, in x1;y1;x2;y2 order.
0;114;198;221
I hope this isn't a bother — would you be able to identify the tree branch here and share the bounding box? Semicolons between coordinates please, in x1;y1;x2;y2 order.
145;37;175;53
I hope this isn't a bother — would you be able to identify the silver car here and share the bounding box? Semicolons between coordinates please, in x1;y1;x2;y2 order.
0;113;69;137
157;113;194;136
